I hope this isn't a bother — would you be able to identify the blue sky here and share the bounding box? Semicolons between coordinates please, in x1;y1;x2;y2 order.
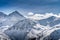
0;0;60;15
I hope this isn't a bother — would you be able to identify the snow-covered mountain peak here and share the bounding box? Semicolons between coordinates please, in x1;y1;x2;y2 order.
8;11;24;17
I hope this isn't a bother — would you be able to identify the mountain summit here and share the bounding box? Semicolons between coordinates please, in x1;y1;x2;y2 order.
1;11;25;27
8;11;24;17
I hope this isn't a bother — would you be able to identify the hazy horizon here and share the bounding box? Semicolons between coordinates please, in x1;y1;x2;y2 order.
0;0;60;15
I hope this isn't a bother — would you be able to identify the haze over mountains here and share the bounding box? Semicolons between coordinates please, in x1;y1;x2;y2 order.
0;11;60;40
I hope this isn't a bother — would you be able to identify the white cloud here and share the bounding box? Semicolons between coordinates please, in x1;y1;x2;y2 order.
26;12;60;20
28;12;34;16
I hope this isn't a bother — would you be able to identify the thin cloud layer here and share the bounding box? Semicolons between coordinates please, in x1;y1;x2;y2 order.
26;12;60;20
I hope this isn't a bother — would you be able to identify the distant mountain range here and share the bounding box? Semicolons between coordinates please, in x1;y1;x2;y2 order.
38;16;60;27
0;11;60;40
1;11;60;27
0;12;7;26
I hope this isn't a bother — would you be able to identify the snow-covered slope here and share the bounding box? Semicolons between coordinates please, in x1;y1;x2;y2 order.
26;23;60;40
25;14;60;40
0;12;7;26
4;19;37;40
7;19;36;31
0;25;10;32
43;29;60;40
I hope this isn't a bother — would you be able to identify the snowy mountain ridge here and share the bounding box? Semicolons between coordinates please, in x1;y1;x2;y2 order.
0;11;60;40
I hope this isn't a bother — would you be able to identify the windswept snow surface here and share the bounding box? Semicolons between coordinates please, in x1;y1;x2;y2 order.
27;23;60;40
